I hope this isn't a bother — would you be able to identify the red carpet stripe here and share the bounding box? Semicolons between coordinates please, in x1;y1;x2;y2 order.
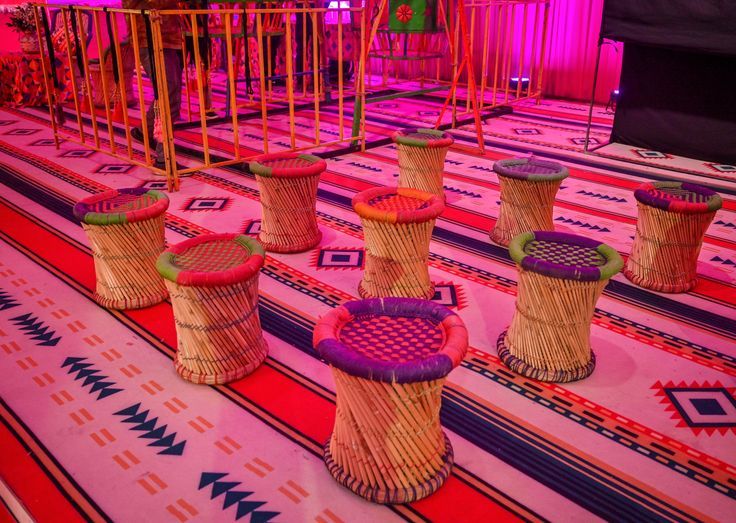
0;200;526;523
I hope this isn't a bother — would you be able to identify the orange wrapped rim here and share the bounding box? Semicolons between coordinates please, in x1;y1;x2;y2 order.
352;186;444;224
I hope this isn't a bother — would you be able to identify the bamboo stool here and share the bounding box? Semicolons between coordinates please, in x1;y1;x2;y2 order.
498;231;623;382
392;128;454;199
249;152;327;253
491;157;569;247
314;297;468;504
353;186;444;299
624;181;722;293
156;233;268;385
74;188;169;309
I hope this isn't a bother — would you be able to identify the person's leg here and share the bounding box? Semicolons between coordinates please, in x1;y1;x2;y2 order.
163;48;183;123
154;49;183;165
139;48;156;135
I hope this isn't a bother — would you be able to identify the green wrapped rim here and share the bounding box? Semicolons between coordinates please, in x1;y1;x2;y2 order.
509;231;623;282
156;233;265;288
493;157;569;182
73;188;169;226
391;128;454;148
248;152;326;179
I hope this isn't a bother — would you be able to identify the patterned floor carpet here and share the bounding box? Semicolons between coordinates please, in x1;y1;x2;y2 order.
0;87;734;523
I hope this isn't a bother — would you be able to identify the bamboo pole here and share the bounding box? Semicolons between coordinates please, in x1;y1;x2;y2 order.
60;8;85;143
33;5;60;148
129;14;152;165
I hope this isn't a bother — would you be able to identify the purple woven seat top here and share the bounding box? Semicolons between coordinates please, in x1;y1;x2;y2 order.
313;298;468;383
509;231;623;282
493;157;569;182
634;181;722;214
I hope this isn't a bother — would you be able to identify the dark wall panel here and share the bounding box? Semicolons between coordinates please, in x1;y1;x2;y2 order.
601;0;736;55
611;43;736;164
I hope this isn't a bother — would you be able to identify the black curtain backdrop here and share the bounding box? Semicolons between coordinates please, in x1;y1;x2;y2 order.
601;0;736;55
602;1;736;163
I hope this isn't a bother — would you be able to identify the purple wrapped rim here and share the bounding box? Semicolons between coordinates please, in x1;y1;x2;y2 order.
508;231;623;282
633;181;722;214
313;298;467;384
493;157;569;182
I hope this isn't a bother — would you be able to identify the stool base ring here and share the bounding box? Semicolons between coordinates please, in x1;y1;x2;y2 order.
93;290;168;310
258;230;322;254
174;341;268;386
323;432;454;504
497;330;596;383
622;265;696;294
489;229;512;247
357;280;436;300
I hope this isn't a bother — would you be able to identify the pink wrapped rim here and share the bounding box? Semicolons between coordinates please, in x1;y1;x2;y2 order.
156;233;265;288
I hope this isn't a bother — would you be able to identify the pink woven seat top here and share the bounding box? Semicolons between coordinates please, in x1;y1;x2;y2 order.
157;233;265;287
313;298;468;383
74;188;169;225
249;152;326;178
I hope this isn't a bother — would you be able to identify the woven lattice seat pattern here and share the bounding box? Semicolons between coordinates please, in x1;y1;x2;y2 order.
368;193;431;212
524;239;607;268
156;234;268;385
338;314;445;363
74;188;169;309
249;152;325;253
634;181;723;214
392;128;453;198
490;157;568;246
314;298;467;504
499;231;623;382
170;239;250;273
353;187;443;298
626;181;722;292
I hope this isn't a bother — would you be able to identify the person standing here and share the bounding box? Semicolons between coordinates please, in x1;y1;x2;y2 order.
123;0;183;168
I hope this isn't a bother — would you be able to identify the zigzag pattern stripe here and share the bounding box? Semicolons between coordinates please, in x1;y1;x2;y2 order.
10;312;61;346
62;357;122;399
443;186;481;198
0;289;20;311
576;189;627;203
555;216;611;233
199;472;279;522
113;403;187;456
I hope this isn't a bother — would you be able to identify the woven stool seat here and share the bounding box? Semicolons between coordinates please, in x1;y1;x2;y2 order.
249;152;326;253
624;181;722;293
392;128;454;199
498;231;623;382
353;186;444;299
156;234;268;385
74;188;169;310
490;157;568;247
314;297;468;504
